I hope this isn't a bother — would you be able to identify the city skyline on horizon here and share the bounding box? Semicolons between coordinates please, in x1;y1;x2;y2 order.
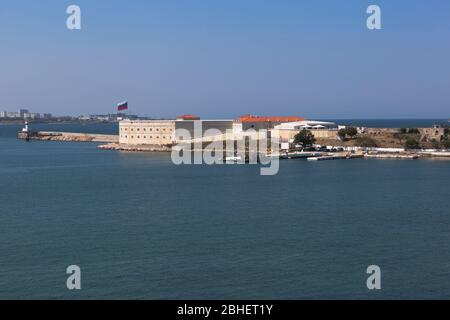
1;0;449;119
1;104;449;121
0;101;449;122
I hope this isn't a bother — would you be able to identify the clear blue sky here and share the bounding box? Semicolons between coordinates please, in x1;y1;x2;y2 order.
0;0;449;119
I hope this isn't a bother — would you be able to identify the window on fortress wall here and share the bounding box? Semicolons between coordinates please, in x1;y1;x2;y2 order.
143;128;146;131
137;136;140;139
144;136;146;139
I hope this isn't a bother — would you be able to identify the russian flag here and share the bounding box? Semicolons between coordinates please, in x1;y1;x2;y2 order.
117;101;128;111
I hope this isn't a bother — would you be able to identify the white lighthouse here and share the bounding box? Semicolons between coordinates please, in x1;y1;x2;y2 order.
22;121;30;133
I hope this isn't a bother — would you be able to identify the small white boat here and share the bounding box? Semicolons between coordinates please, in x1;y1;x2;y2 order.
225;156;242;162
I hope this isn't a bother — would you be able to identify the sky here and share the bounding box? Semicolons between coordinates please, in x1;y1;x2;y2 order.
0;0;449;119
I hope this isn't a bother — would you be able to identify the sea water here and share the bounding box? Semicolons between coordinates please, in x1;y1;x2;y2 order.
0;122;449;299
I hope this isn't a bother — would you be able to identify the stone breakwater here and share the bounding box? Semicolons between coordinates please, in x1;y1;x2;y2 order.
97;143;171;152
18;131;119;143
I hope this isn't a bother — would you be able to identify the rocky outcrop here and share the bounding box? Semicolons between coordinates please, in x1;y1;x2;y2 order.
18;131;119;143
97;143;172;152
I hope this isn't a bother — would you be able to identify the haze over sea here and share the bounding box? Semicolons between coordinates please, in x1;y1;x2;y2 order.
0;121;449;299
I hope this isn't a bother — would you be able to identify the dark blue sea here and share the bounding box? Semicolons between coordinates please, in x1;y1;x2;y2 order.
0;121;449;299
328;118;449;128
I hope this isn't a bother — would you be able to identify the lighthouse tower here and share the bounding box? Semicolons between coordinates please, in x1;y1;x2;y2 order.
22;121;30;133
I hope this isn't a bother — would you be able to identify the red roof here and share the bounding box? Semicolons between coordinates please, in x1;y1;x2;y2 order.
177;114;200;120
238;114;304;123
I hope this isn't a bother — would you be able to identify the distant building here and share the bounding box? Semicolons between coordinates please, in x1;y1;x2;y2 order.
119;116;234;145
0;110;51;119
237;114;305;131
273;120;337;130
176;114;201;121
272;120;338;142
175;119;233;141
119;120;175;145
92;115;110;121
22;112;44;120
419;127;445;142
6;112;20;118
19;109;29;118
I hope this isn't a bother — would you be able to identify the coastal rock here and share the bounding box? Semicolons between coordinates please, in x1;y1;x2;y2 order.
18;131;118;143
97;143;172;152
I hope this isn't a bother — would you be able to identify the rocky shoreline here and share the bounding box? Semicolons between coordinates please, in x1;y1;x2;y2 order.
17;131;450;159
18;131;118;143
97;143;171;152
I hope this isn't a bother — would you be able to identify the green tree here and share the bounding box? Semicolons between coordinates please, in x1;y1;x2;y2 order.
405;138;420;150
431;139;441;150
338;128;347;140
346;127;358;138
408;128;420;134
294;129;316;148
400;128;408;134
337;127;358;140
442;138;450;150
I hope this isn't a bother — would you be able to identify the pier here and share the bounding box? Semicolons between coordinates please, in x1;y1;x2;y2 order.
268;151;326;160
365;154;419;160
307;153;364;161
